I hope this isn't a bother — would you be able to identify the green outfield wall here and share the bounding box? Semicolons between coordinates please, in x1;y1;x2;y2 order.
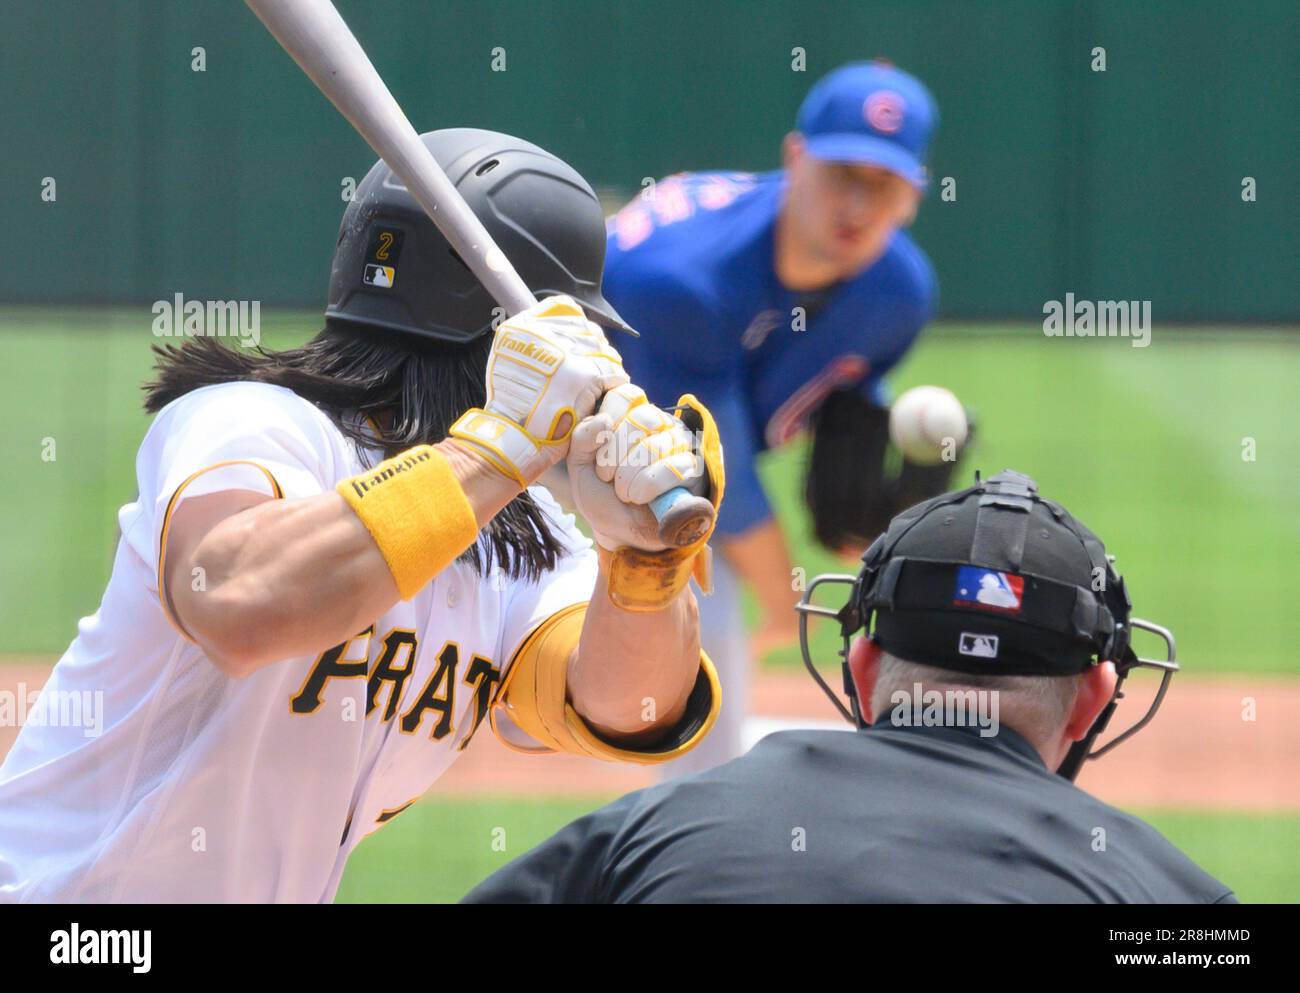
2;0;1295;320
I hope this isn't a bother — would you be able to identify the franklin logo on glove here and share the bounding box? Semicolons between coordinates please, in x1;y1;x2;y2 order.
499;334;563;369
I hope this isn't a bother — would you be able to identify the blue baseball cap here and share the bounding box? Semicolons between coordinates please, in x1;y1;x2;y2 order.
795;61;937;189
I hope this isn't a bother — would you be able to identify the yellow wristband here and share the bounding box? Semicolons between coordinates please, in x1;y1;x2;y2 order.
337;446;478;599
592;390;724;614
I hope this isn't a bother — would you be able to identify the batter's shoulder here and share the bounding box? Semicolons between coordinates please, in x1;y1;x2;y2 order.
153;381;334;432
144;380;348;470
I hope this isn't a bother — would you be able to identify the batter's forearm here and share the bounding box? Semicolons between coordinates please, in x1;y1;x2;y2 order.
173;440;518;676
567;566;699;741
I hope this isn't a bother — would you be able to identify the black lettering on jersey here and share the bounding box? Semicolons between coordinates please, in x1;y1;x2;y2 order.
291;626;374;714
400;641;458;740
458;655;503;751
366;628;418;721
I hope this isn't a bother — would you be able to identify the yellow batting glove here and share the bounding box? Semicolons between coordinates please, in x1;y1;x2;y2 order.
450;295;628;488
568;386;726;611
593;384;706;509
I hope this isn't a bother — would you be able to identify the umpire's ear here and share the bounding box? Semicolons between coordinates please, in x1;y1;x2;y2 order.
1065;661;1120;742
848;637;883;724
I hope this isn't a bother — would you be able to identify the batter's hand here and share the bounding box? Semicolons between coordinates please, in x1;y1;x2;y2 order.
567;385;706;552
449;295;629;488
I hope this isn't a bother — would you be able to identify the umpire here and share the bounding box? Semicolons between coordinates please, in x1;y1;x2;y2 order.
463;470;1236;903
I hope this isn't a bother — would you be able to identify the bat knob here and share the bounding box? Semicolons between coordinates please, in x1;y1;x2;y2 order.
651;489;715;547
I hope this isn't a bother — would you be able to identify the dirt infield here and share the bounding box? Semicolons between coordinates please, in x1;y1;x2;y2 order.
2;660;1295;811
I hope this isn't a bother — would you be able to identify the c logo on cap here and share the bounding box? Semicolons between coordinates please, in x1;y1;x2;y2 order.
864;90;905;134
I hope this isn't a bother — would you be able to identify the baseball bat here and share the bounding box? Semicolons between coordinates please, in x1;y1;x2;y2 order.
243;0;714;548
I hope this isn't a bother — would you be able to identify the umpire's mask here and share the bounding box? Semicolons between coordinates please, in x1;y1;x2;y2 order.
795;469;1178;781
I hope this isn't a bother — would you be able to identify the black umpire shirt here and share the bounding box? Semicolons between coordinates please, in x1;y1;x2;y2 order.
462;723;1236;903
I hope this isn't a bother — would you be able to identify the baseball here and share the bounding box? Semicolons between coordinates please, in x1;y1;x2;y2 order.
889;385;968;465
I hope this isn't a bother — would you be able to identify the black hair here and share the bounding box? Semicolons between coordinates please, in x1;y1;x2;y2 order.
142;321;564;580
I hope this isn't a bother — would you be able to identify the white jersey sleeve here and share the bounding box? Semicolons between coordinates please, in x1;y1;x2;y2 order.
119;382;348;619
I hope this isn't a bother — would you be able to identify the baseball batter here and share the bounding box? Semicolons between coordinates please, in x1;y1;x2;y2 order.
0;129;723;903
602;62;965;776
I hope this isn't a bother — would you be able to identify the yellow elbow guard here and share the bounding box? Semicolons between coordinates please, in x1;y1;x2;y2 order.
602;392;726;612
337;445;479;599
491;603;721;764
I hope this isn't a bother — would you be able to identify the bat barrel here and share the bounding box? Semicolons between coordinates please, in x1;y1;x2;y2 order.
244;0;536;315
245;0;706;546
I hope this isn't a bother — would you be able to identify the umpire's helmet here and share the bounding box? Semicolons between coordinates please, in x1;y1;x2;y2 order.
326;128;632;344
795;469;1179;781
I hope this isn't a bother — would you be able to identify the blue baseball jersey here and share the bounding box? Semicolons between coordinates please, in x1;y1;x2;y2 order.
602;171;938;537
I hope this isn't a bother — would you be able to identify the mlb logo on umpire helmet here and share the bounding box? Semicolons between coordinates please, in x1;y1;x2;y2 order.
959;632;999;659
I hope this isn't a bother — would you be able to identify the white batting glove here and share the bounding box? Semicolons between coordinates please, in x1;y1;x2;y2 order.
449;295;629;488
566;384;707;552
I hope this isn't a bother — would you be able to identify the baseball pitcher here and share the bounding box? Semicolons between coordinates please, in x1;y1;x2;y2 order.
603;62;965;777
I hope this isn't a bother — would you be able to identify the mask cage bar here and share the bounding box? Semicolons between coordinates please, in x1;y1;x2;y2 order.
795;574;861;725
1085;617;1178;760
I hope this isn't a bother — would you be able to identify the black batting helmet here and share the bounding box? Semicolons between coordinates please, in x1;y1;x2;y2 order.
795;469;1178;781
326;128;632;344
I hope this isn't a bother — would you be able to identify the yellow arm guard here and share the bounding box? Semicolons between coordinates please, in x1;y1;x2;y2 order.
336;445;479;600
602;393;726;612
491;603;721;764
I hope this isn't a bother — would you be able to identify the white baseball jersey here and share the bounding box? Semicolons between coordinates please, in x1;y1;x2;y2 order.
0;382;596;903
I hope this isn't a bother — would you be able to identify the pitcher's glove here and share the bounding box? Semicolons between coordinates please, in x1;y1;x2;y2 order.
805;387;974;553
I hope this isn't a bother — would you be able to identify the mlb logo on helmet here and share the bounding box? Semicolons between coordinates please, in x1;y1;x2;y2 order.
958;632;1000;658
954;566;1024;614
362;226;404;289
363;264;395;288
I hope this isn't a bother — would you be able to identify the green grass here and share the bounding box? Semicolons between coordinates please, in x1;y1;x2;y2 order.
1;310;1297;678
1138;809;1300;904
0;308;321;655
335;794;1300;903
756;328;1300;677
335;795;615;903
